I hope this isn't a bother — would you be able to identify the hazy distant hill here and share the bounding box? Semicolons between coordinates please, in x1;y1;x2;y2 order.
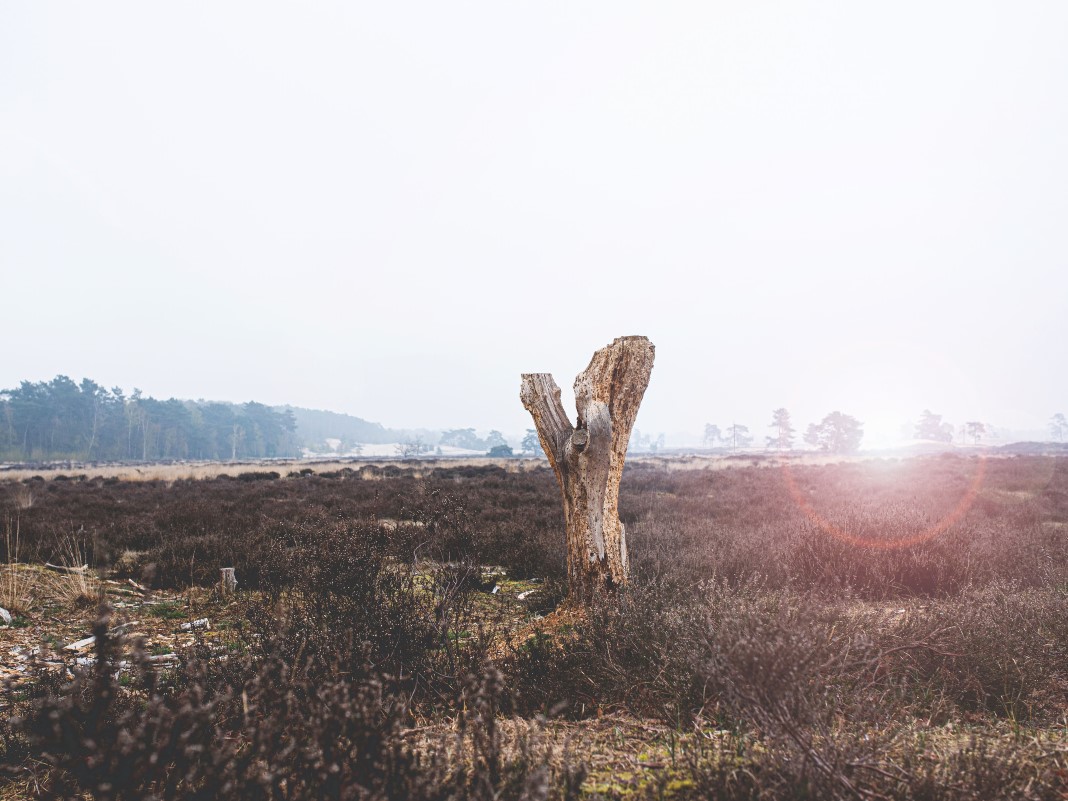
276;406;435;449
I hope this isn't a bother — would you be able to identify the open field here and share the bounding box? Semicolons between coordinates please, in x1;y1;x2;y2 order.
0;454;754;485
2;455;1067;799
0;449;999;484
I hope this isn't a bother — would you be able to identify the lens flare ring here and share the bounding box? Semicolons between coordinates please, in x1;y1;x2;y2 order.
781;457;988;550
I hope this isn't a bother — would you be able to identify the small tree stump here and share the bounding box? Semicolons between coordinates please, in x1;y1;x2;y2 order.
219;567;238;596
521;336;654;602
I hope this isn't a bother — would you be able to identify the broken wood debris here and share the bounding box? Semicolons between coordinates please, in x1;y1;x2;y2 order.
104;586;142;598
62;621;141;652
44;562;89;575
103;579;149;596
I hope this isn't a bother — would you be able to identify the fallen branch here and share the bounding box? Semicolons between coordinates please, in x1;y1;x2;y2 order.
105;586;141;598
62;621;140;652
45;562;89;575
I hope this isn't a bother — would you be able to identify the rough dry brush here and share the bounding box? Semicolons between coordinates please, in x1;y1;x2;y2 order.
3;456;1067;799
3;615;583;800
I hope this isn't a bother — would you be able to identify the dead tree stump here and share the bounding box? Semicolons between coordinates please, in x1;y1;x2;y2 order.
521;336;655;601
219;567;238;596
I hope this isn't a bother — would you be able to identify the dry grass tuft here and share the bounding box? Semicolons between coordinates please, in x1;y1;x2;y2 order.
45;535;102;608
2;515;32;615
5;484;34;510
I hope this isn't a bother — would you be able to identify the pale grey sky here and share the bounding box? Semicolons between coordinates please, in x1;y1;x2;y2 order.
2;2;1066;447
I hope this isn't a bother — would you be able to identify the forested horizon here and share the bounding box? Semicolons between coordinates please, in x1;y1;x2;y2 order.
0;376;300;462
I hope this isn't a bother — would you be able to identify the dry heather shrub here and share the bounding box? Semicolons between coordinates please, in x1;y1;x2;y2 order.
881;582;1068;720
507;575;1068;728
4;613;585;800
507;578;709;720
678;726;1068;801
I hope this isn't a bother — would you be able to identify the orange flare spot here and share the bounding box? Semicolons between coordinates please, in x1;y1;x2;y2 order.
781;457;987;550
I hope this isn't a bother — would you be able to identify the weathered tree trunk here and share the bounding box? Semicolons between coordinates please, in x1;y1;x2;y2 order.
521;336;655;602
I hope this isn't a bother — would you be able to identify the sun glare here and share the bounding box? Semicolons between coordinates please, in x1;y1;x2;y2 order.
781;456;988;550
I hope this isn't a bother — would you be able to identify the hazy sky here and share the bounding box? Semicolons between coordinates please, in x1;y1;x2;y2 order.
2;3;1066;447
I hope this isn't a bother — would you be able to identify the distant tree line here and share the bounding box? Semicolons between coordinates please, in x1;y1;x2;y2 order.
700;406;1068;455
438;428;508;452
630;430;666;453
704;408;865;454
1051;413;1067;442
914;409;994;445
0;376;299;462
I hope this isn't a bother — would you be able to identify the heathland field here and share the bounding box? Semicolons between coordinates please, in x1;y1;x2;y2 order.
2;455;1067;799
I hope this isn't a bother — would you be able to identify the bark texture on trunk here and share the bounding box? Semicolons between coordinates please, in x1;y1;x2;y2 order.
521;336;655;601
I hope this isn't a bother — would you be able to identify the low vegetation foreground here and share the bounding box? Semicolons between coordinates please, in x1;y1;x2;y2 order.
1;455;1067;799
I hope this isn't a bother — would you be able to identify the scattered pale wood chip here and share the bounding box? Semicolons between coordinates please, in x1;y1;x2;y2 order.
64;636;96;652
180;618;211;632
